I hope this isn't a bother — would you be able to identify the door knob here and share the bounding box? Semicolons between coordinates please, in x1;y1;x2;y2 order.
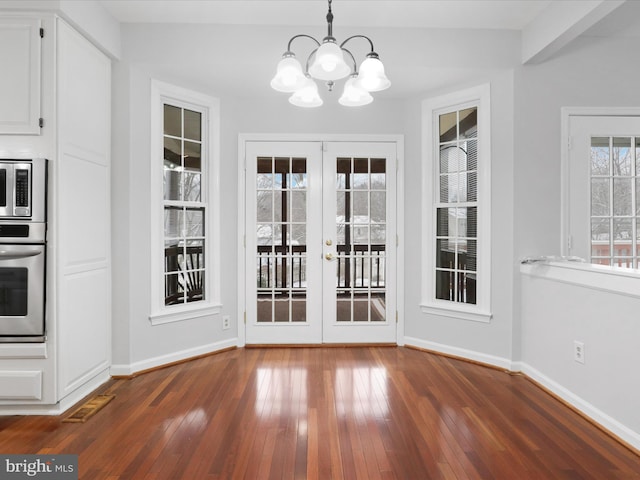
325;239;333;246
325;253;334;261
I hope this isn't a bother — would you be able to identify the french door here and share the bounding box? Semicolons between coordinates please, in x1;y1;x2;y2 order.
245;140;397;344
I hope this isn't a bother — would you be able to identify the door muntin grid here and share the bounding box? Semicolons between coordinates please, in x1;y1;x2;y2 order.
256;156;308;322
335;157;387;322
590;136;640;268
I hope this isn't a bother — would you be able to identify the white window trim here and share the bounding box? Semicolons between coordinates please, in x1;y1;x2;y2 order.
421;84;492;322
149;80;221;325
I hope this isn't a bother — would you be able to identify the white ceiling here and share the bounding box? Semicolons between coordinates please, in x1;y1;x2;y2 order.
99;0;553;30
95;0;635;100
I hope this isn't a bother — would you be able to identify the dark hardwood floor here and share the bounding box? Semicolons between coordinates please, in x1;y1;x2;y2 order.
1;347;639;479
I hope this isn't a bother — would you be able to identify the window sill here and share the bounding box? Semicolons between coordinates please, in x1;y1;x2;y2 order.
520;260;640;299
149;302;222;326
420;302;492;323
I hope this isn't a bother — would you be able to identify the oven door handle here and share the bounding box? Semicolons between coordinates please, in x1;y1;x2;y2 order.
0;250;43;260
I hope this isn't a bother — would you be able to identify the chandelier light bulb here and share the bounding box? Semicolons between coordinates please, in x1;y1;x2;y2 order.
308;41;351;81
339;76;373;106
356;54;391;92
271;55;307;92
289;77;323;108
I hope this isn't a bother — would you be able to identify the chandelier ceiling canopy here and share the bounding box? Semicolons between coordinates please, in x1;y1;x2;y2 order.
270;0;391;108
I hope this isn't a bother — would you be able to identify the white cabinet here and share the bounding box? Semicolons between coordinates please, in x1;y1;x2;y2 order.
0;17;42;135
0;13;111;413
55;18;111;402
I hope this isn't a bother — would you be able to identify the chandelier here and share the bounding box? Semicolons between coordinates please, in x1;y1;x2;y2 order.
270;0;390;107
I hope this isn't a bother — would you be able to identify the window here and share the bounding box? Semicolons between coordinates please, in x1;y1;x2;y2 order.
436;108;478;304
150;80;220;324
422;85;491;322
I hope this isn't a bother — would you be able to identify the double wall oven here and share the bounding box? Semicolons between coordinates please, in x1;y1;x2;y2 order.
0;159;47;342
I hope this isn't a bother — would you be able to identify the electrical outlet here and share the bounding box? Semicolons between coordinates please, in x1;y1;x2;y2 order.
574;341;585;364
222;315;231;330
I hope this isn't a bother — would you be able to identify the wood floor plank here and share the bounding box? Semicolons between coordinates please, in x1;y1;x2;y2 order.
1;346;639;479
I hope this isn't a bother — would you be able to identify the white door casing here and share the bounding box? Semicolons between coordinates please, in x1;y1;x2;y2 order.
565;113;640;263
242;137;400;345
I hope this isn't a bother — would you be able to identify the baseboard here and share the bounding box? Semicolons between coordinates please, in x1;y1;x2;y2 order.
0;369;111;416
404;336;515;371
109;338;238;377
57;369;112;414
520;362;640;452
403;336;640;453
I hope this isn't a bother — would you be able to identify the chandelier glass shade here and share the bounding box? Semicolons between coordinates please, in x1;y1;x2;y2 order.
271;0;390;107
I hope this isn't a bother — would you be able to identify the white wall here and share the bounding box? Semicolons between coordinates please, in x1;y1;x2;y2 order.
514;34;640;263
111;22;521;372
514;25;640;449
520;263;640;449
405;70;516;368
513;33;640;356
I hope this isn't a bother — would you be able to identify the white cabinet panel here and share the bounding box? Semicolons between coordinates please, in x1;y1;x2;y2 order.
58;269;109;397
59;152;109;267
0;371;42;399
0;17;41;134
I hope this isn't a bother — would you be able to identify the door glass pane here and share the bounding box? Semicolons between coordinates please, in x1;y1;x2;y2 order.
591;137;609;175
352;191;368;219
613;137;632;176
371;192;385;222
336;291;351;322
370;292;385;322
370;158;385;188
335;157;387;322
256;156;308;323
257;157;273;188
613;178;632;215
337;158;350;189
591;178;609;216
257;292;272;322
291;158;307;188
291;191;306;222
353;158;368;189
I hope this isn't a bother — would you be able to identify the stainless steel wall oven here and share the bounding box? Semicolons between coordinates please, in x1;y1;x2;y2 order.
0;159;47;342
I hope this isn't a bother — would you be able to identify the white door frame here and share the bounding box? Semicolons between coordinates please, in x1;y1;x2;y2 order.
237;133;405;346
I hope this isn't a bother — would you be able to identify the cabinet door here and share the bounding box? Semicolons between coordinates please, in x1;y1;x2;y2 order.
0;17;42;135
